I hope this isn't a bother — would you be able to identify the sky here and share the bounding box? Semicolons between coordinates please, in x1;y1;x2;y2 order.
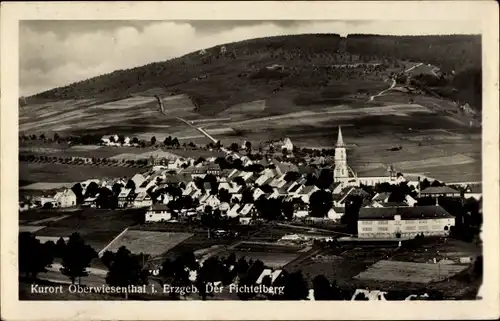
19;20;481;96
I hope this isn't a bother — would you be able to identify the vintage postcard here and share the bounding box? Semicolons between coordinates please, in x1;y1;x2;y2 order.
1;1;499;320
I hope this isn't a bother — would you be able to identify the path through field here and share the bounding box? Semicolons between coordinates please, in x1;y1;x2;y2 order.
369;62;423;101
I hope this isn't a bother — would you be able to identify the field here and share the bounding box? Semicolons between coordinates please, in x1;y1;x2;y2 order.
353;260;468;283
19;162;141;187
19;225;46;233
109;149;179;161
219;240;307;268
103;230;194;256
288;236;481;298
30;208;145;251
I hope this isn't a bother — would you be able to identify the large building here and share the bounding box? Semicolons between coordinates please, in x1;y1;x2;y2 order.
357;205;455;239
333;126;407;187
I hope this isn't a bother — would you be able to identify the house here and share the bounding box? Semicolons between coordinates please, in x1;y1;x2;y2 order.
227;204;242;218
219;202;231;213
420;186;461;198
273;161;298;176
287;182;304;195
181;165;208;178
357;205;455;239
293;204;309;218
145;204;171;222
405;195;418;207
80;179;101;194
136;178;158;195
252;187;266;201
206;164;222;176
327;207;345;221
256;269;282;285
333;187;370;207
372;192;391;203
157;193;174;205
19;202;30;212
53;189;77;208
239;203;255;216
185;188;203;200
226;203;254;218
269;176;287;188
200;194;221;209
365;200;385;208
131;173;146;190
240;216;253;225
297;185;319;204
118;188;135;208
240;156;253;167
351;289;388;301
134;192;152;208
464;184;482;200
183;181;201;195
255;171;276;186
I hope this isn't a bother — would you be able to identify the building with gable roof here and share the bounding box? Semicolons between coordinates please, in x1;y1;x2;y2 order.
53;188;77;208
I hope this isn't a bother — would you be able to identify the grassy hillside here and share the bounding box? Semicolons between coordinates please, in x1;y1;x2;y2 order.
27;34;482;113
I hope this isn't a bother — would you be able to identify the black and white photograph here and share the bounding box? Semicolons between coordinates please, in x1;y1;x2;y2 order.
1;1;499;320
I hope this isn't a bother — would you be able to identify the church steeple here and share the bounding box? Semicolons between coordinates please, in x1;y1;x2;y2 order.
336;126;345;147
333;126;349;183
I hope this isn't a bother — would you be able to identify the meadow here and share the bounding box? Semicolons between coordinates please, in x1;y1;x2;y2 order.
30;208;145;251
353;260;468;283
19;162;140;186
103;230;194;256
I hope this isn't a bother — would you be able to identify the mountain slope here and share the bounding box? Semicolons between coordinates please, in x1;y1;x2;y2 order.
28;34;482;113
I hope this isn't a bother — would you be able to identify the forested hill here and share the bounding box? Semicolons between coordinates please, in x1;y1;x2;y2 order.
29;34;482;111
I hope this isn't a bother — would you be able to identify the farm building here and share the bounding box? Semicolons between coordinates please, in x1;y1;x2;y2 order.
145;204;171;222
357;205;455;239
420;186;461;198
53;188;77;208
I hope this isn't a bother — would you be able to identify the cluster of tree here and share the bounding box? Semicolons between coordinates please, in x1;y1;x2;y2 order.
213;156;265;173
229;141;252;153
162;136;180;147
417;196;482;242
19;154;148;167
19;232;98;285
102;247;149;299
71;181;126;209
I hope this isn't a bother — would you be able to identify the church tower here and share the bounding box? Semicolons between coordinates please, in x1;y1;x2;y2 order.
333;126;349;182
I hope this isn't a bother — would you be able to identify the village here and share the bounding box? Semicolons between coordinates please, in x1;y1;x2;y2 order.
19;127;483;301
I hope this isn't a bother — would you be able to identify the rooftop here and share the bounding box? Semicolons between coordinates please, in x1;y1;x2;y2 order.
421;186;460;195
359;205;453;220
150;204;169;211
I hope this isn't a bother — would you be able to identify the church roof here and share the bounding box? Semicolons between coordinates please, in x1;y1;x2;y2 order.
336;126;345;147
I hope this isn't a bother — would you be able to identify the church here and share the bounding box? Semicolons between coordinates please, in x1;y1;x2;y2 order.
333;126;406;187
